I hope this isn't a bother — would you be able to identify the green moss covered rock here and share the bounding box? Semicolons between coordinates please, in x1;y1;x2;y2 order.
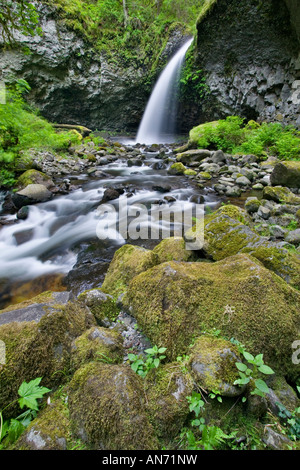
263;186;300;204
270;161;300;188
77;288;119;324
68;362;160;450
167;162;186;175
152;237;197;263
196;206;300;289
122;254;300;379
0;300;96;415
101;244;158;298
17;169;55;190
188;336;243;397
144;362;193;440
176;149;211;163
71;326;124;370
13;399;71;450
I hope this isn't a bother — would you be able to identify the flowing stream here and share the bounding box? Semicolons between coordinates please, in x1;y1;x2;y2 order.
0;36;219;307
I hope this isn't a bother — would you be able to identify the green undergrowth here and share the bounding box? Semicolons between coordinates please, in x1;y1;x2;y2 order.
0;79;82;187
190;116;300;160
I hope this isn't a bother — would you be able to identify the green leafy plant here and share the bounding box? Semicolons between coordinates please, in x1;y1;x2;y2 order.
276;393;300;442
128;345;167;378
0;377;51;446
180;391;236;450
234;349;275;399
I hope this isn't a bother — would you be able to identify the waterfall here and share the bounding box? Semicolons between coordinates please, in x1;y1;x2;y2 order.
136;37;193;145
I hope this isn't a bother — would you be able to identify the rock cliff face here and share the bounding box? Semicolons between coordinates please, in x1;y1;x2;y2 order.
0;3;186;132
181;0;300;130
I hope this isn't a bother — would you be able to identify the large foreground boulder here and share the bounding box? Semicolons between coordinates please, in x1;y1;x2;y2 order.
122;254;300;379
68;362;160;450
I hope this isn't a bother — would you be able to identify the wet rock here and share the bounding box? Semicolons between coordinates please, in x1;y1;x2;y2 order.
16;206;30;220
176;149;211;163
245;197;261;214
0;291;75;326
68;362;160;450
285;229;300;246
188;336;243;397
270;161;300;188
101;188;121;202
262;427;291;450
12;184;53;209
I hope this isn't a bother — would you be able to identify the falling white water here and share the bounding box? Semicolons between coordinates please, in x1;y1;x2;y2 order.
136;38;193;145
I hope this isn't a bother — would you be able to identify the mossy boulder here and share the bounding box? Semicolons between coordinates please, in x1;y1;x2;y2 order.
176;149;211;163
152;237;197;263
198;171;212;180
184;169;197;176
245;197;261;214
100;244;158;298
270;161;300;188
144;362;194;439
70;326;124;370
0;300;96;415
189;121;219;148
188;336;243;397
263;186;300;204
192;206;300;289
77;288;119;324
16;169;55;191
12;399;71;450
167;162;186;175
68;362;160;450
122;254;300;379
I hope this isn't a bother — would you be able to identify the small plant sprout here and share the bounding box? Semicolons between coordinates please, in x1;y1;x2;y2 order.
128;345;167;378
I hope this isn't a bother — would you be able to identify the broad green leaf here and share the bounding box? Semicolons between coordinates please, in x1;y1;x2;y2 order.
153;358;160;368
234;376;250;385
18;378;51;410
258;364;275;375
158;347;167;354
7;419;25;443
235;362;248;372
243;351;254;362
254;379;269;394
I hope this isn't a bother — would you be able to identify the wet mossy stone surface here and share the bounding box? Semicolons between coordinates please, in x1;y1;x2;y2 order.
263;185;300;204
70;326;124;370
68;362;160;450
100;244;158;298
77;288;119;324
189;205;300;289
188;335;243;397
270;161;300;188
0;291;74;326
144;362;194;440
152;236;197;263
122;254;300;379
12;399;70;450
0;300;96;415
16;169;55;191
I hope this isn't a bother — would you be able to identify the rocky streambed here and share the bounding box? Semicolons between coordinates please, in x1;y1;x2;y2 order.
0;138;300;451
